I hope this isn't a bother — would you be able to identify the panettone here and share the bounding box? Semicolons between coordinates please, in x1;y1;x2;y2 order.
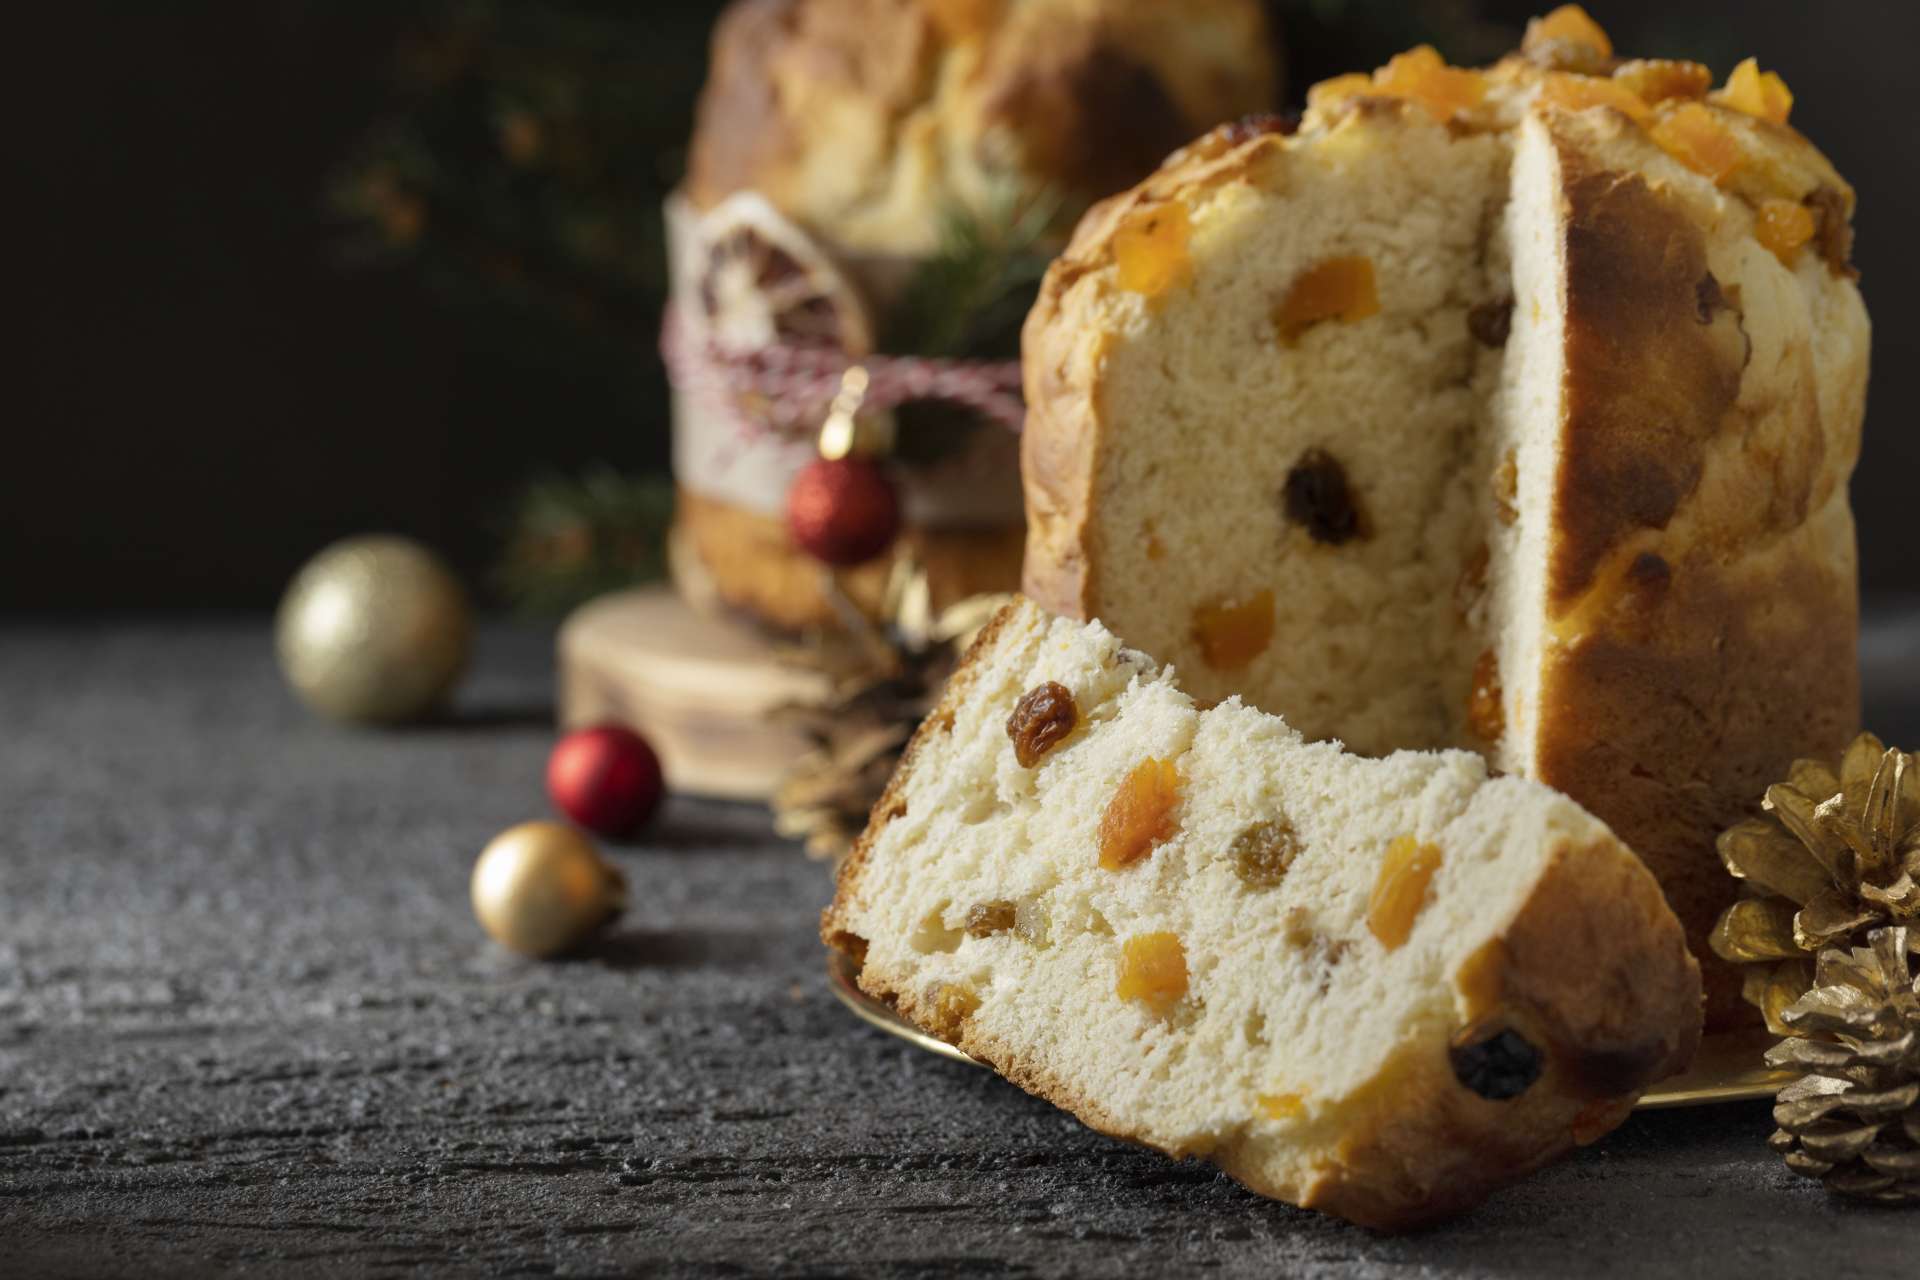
671;0;1276;631
1019;11;1869;1026
823;597;1701;1229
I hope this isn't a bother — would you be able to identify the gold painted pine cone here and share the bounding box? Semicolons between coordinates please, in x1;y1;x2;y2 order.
1711;733;1920;1032
1765;927;1920;1204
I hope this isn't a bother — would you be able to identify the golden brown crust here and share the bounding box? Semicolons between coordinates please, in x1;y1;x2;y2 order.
1532;114;1864;1027
675;487;1024;633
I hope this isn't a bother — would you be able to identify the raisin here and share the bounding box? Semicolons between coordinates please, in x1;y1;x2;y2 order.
1223;111;1299;144
964;900;1017;938
1807;185;1856;278
1467;298;1513;347
1006;681;1078;768
1694;271;1729;323
1449;1025;1544;1101
1231;819;1300;890
1282;449;1364;546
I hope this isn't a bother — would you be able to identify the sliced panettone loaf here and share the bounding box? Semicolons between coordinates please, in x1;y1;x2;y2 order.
823;598;1701;1230
1020;13;1867;1024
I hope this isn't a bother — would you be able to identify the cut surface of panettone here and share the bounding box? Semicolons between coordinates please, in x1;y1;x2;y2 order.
1020;12;1867;1025
823;598;1702;1230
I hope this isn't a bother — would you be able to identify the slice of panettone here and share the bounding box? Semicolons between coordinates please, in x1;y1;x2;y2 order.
823;597;1701;1230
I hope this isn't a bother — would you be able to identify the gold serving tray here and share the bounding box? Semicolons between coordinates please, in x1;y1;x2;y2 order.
826;951;1790;1109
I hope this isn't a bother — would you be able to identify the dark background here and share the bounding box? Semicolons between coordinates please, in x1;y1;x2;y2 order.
10;1;1916;612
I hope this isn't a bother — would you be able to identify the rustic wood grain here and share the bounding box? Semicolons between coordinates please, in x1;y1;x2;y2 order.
2;616;1916;1278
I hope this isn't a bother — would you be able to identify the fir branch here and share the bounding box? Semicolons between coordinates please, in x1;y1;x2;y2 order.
495;467;673;615
881;184;1062;361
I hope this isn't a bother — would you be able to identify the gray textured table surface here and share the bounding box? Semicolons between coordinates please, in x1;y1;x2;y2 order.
4;615;1918;1278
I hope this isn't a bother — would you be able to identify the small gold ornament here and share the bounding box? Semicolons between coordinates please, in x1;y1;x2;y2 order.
276;535;472;725
1711;732;1920;1032
1765;927;1920;1204
470;821;627;957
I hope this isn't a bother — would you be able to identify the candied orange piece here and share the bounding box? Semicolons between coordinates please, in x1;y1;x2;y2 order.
1540;72;1649;123
1255;1092;1305;1120
1098;758;1182;870
1612;58;1712;105
1191;590;1275;670
1650;103;1743;184
1525;5;1612;59
1373;45;1488;122
1274;256;1380;345
1116;932;1188;1011
1755;198;1816;266
1307;72;1372;111
1714;57;1793;125
1367;836;1443;951
1113;202;1194;302
1468;648;1505;745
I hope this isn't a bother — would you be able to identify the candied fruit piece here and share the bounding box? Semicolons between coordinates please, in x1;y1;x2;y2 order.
1274;256;1380;345
1014;899;1050;947
1612;58;1711;105
1191;590;1275;671
1255;1092;1305;1120
1232;819;1300;890
1006;681;1079;768
1492;449;1519;526
1540;72;1649;123
1307;72;1371;111
1468;648;1505;745
1098;758;1182;870
1448;1023;1543;1101
1113;202;1194;302
1713;56;1792;125
1116;932;1188;1011
1525;5;1613;59
1650;103;1742;184
1367;835;1443;951
964;899;1017;938
1372;45;1488;123
1283;448;1365;545
1755;197;1816;266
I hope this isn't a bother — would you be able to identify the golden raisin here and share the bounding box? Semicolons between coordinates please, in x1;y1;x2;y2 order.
1114;202;1194;302
1651;103;1742;184
1468;648;1505;745
1283;448;1365;545
1492;450;1519;527
1371;45;1488;122
1524;5;1613;60
964;899;1018;938
1232;819;1301;890
1807;186;1856;278
1116;932;1188;1011
1540;72;1649;123
1713;57;1792;125
1611;59;1711;105
1098;758;1182;870
1255;1092;1305;1120
1274;257;1380;345
923;982;981;1042
1367;836;1443;951
1453;542;1490;621
1755;198;1816;266
1190;591;1275;671
1006;681;1079;769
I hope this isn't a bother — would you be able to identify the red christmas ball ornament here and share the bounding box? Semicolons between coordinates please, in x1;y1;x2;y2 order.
546;724;664;838
786;455;901;566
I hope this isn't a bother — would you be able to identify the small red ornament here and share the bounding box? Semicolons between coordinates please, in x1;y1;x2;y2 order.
547;724;664;838
786;456;901;566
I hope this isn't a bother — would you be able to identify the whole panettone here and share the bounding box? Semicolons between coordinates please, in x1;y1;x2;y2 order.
668;0;1277;632
1019;10;1867;1027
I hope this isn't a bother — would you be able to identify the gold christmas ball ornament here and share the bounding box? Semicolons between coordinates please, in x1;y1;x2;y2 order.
276;535;472;725
470;821;627;957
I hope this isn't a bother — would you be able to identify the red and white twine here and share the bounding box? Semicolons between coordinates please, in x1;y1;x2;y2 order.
659;305;1026;439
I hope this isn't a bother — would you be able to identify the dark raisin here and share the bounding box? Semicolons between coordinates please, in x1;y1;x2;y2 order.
1231;819;1300;890
1627;551;1671;595
963;900;1018;938
1694;271;1729;323
1224;112;1300;144
1006;681;1079;768
1467;298;1513;347
1449;1026;1544;1101
1282;448;1364;546
1807;185;1858;279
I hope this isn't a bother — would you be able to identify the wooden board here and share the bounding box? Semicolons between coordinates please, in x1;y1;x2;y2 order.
557;587;827;800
